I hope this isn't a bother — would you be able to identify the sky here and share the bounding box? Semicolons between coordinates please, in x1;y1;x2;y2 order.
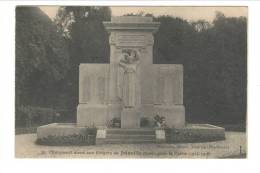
39;6;247;22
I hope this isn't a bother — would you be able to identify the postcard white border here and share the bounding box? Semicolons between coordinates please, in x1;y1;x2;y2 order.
0;1;259;173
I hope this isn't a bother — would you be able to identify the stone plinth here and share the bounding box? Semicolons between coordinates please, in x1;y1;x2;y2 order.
121;108;140;128
77;104;108;127
78;64;109;104
77;64;110;127
155;129;166;143
153;64;184;105
152;64;185;128
96;128;107;145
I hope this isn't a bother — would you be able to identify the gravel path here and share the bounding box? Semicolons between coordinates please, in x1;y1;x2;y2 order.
15;132;246;158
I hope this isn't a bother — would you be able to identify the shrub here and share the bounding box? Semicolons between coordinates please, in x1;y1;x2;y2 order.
106;117;121;128
16;105;55;127
15;105;75;128
154;115;167;128
140;117;149;127
165;128;225;143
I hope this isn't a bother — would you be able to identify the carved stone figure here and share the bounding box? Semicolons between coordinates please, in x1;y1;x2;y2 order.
118;49;140;108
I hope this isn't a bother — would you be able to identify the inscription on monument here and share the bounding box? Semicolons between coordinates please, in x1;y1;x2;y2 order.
117;34;146;47
98;77;105;104
83;76;90;103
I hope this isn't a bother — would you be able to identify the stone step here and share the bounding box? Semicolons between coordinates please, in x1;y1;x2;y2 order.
103;138;156;144
106;134;155;140
106;128;155;135
96;128;159;144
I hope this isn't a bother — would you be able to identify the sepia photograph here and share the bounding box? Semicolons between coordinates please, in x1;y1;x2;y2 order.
15;6;247;159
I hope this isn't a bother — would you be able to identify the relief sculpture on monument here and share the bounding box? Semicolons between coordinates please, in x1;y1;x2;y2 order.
118;49;140;108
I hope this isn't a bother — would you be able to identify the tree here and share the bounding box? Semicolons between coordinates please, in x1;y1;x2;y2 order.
54;6;111;63
152;13;246;124
191;20;211;32
16;7;70;108
153;15;196;64
53;6;112;110
207;12;247;123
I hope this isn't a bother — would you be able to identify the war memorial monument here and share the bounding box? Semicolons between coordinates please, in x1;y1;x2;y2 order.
37;16;225;145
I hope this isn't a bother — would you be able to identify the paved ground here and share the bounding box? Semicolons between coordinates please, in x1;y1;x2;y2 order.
15;132;246;158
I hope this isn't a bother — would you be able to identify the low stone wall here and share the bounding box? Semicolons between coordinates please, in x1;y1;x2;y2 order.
36;123;96;146
166;124;225;143
36;123;225;145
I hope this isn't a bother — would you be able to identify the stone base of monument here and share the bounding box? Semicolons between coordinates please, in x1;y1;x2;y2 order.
36;123;225;145
95;124;225;144
36;123;96;145
121;108;140;128
165;124;225;143
77;104;108;127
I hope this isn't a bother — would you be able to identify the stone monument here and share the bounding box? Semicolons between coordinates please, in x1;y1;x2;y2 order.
37;16;225;145
77;16;185;129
